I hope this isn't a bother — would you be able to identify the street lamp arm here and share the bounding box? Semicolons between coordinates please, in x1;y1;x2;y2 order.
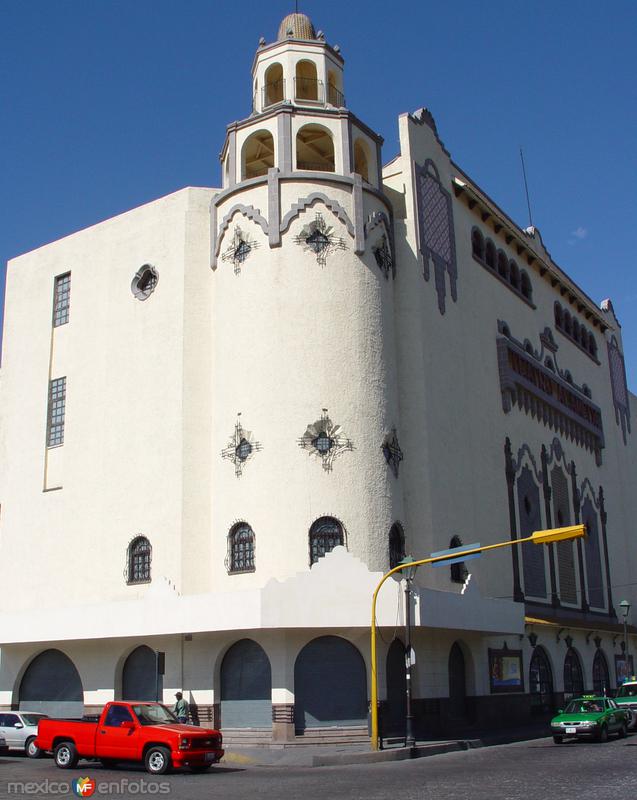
369;524;586;750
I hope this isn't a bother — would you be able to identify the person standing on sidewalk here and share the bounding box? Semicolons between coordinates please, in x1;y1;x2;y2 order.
174;691;189;724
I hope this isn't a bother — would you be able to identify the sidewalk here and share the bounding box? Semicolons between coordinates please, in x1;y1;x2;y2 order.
222;722;549;768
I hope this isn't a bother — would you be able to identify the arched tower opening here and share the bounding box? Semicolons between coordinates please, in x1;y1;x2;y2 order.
353;138;370;182
264;63;284;107
242;130;275;180
296;124;334;172
296;59;319;102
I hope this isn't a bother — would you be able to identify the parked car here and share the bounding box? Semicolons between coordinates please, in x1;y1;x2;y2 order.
0;735;8;755
550;695;629;743
0;711;47;757
614;680;637;729
36;701;223;774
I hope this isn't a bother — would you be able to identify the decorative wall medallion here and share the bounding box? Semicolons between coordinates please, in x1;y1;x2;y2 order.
293;212;347;267
373;235;394;280
415;159;457;314
221;414;263;477
382;428;403;478
221;226;260;274
298;408;353;472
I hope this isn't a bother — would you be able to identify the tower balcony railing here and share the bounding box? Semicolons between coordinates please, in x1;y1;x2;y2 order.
294;77;324;104
262;78;286;109
327;83;345;108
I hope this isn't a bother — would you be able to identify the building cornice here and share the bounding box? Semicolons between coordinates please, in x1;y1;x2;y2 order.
452;174;610;333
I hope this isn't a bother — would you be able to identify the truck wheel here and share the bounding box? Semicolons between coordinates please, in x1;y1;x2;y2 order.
54;741;79;769
25;737;42;758
144;746;171;775
552;735;563;744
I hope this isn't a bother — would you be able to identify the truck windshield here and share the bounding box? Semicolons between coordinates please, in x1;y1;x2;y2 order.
132;704;178;726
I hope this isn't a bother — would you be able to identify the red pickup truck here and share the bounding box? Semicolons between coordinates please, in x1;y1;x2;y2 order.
36;701;223;774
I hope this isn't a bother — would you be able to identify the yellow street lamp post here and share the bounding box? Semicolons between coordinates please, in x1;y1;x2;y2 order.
369;524;586;750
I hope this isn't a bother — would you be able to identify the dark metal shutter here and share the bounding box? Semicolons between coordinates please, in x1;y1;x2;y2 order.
19;649;84;718
122;646;159;701
220;639;272;728
384;639;406;736
294;636;367;731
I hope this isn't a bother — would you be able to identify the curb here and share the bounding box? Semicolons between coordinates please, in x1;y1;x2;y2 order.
312;740;474;767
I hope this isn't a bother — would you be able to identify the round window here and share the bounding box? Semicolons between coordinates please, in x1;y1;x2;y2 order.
235;438;253;461
131;264;159;301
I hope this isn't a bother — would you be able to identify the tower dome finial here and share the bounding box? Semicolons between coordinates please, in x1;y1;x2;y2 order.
277;12;316;41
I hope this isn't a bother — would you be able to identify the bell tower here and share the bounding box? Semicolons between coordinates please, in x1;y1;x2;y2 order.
217;11;383;194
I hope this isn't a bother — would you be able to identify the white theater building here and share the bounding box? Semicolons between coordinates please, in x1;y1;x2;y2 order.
1;12;636;743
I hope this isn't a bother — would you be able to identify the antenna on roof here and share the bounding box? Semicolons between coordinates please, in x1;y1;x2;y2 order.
519;147;534;229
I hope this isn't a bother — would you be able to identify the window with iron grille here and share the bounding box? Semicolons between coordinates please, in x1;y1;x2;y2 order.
309;517;343;565
449;535;469;584
127;536;152;584
46;377;66;447
389;523;405;569
227;523;255;573
563;648;584;698
52;273;71;327
592;649;610;695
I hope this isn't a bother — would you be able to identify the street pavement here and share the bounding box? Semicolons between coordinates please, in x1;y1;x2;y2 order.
1;734;636;799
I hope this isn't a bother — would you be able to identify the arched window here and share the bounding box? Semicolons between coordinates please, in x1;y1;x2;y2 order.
353;139;370;182
471;228;484;260
529;646;553;713
242;130;275;180
509;260;520;290
309;516;344;565
497;250;509;280
295;59;318;101
388;523;405;569
572;319;580;342
564;648;584;698
554;302;563;329
520;271;532;301
296;124;335;172
563;311;572;336
588;333;597;358
485;239;496;269
264;63;284;107
227;523;255;573
449;535;468;584
580;326;588;349
593;650;610;695
127;536;151;584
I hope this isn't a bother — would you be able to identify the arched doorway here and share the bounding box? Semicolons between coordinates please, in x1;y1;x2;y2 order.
19;649;83;717
220;639;272;728
384;638;406;737
448;642;467;721
121;646;158;701
592;650;610;695
564;648;584;700
294;636;367;732
529;646;553;714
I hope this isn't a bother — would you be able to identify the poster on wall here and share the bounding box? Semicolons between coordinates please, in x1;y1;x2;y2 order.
615;655;635;686
489;649;524;693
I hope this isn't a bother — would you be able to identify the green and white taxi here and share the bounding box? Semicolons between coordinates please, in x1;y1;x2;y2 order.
614;680;637;730
551;695;629;743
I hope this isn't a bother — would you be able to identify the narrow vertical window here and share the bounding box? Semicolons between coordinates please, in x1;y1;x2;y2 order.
52;273;71;327
47;377;66;447
227;523;255;573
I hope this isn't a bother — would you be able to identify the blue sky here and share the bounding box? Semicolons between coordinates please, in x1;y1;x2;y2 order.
1;0;636;387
